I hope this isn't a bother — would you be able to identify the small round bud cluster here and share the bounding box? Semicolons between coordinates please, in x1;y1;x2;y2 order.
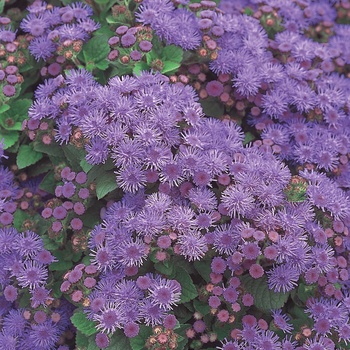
41;166;91;249
20;2;99;68
60;263;98;304
0;164;18;227
145;326;179;350
0;18;26;101
108;24;153;64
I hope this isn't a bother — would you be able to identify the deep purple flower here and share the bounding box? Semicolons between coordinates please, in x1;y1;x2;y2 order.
20;13;49;36
267;264;300;293
2;309;28;337
28;320;60;349
94;302;123;334
29;35;56;61
17;260;48;289
148;278;181;311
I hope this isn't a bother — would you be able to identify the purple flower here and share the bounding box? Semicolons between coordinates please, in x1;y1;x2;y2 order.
28;320;60;349
2;309;28;336
124;322;139;338
85;137;109;165
140;299;167;326
0;27;16;42
94;302;123;334
148;278;181;310
13;230;44;258
29;35;56;61
267;264;300;293
30;286;53;308
271;309;293;334
177;229;208;261
16;260;48;289
233;67;261;97
90;245;118;272
221;184;255;218
115;164;147;194
116;238;147;267
95;332;109;348
20;13;49;36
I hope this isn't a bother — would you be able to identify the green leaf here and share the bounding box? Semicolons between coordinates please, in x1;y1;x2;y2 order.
71;311;98;337
95;59;110;71
39;171;56;194
13;210;31;231
0;130;19;149
76;330;90;350
82;35;110;64
212;322;233;340
28;159;53;177
146;50;159;65
0;0;5;14
162;45;183;63
49;259;73;271
173;267;198;303
18;292;31;308
0;103;10;114
52;280;63;298
200;98;224;118
17;144;43;169
194;260;211;283
107;329;132;350
297;283;317;303
80;158;94;173
62;144;85;171
162;61;181;74
174;324;191;350
129;325;152;350
42;235;60;251
34;140;63;157
193;299;210;316
243;132;255;145
95;171;118;200
240;275;290;311
133;61;150;76
154;261;174;276
87;158;115;182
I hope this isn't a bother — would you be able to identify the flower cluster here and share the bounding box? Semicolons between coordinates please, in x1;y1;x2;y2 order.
0;16;26;100
21;1;99;63
40;166;92;250
0;140;17;226
0;227;73;349
1;0;350;349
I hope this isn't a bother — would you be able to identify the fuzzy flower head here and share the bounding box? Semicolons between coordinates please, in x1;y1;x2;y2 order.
147;277;181;310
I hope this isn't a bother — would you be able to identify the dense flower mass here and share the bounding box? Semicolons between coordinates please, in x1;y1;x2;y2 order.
1;0;350;349
21;1;99;61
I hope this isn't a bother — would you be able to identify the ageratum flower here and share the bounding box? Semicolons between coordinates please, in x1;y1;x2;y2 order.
147;278;181;310
267;263;300;293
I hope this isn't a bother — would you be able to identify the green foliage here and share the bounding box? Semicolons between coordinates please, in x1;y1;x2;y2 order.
240;275;290;311
17;144;43;169
62;144;85;171
193;299;210;316
129;325;153;350
194;259;211;283
243;132;255;145
39;171;56;194
0;0;5;15
172;267;198;303
71;310;98;337
0;129;19;149
95;171;118;199
200;98;225;118
80;28;113;72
